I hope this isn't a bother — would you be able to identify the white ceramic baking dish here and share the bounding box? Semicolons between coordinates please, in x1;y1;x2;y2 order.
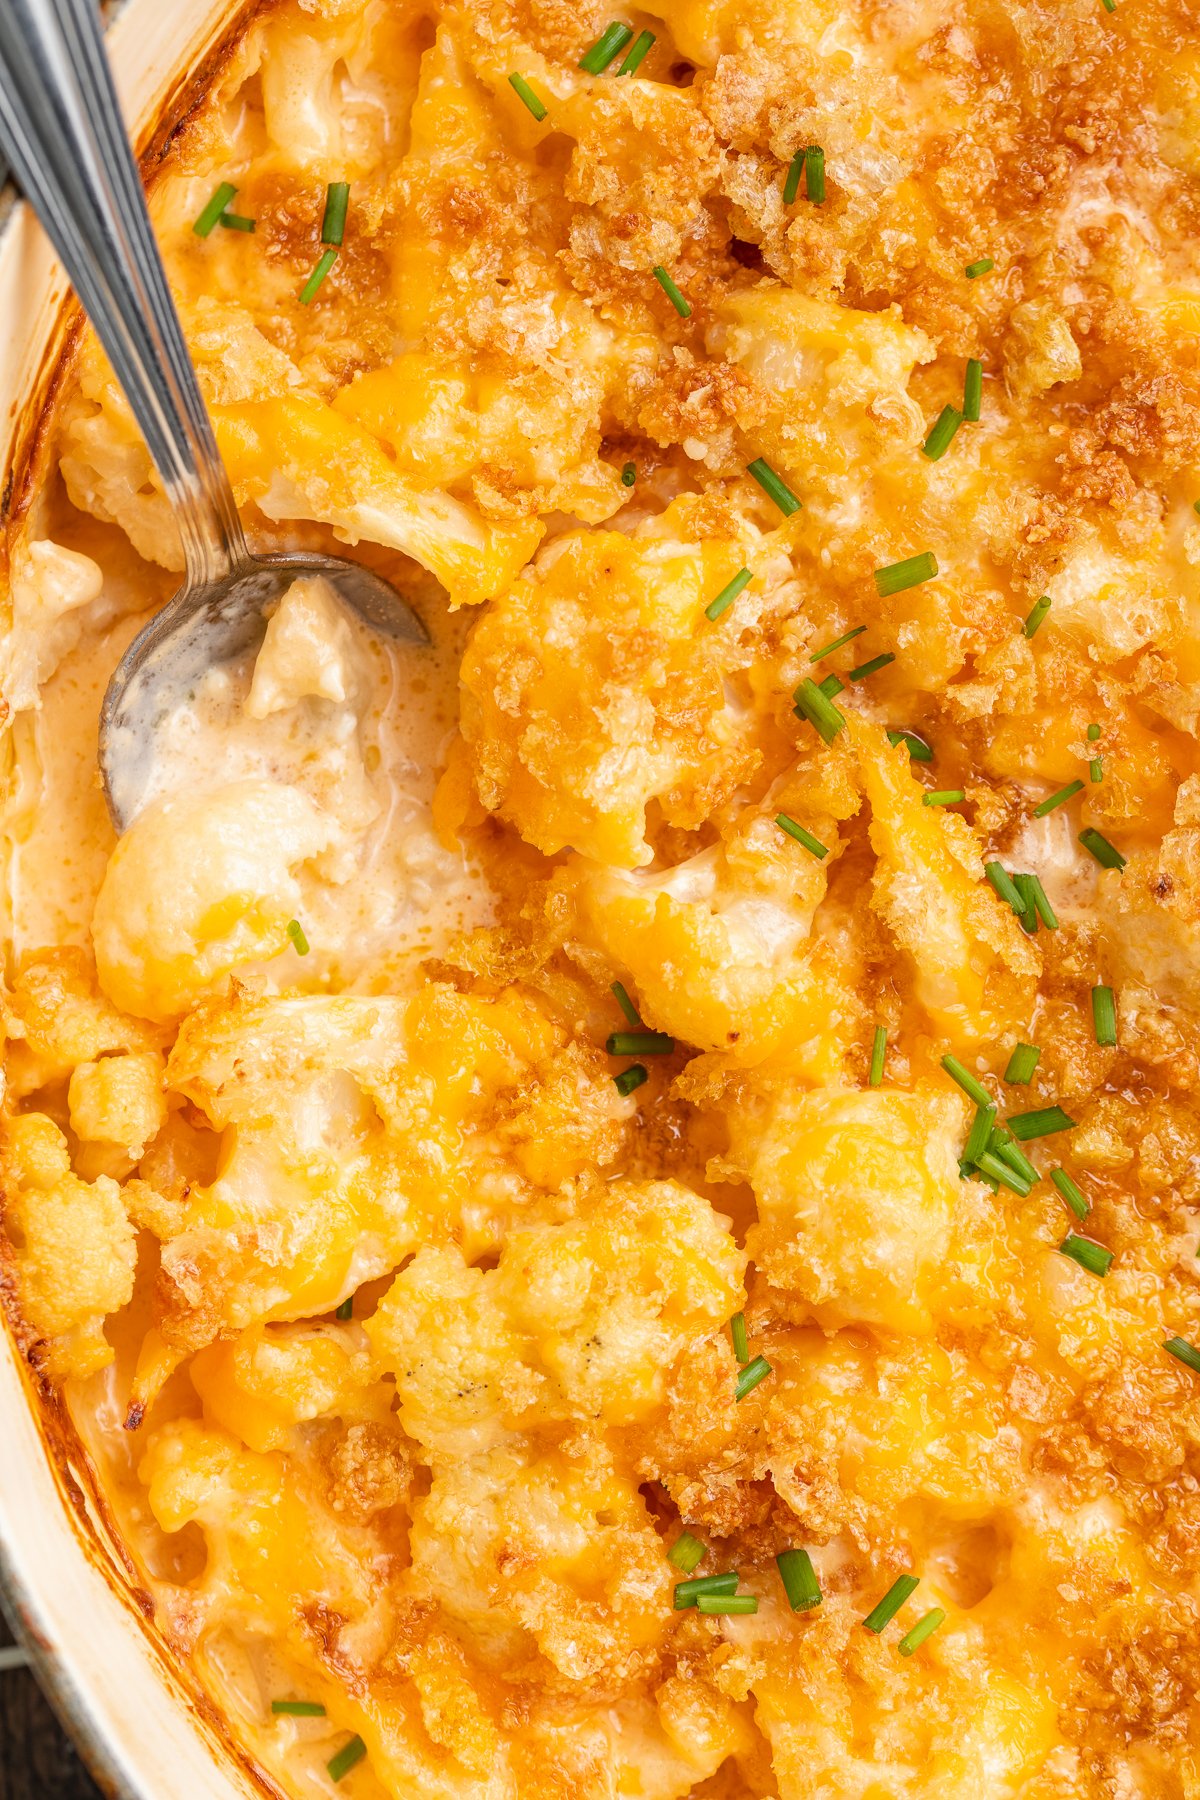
0;1;274;1794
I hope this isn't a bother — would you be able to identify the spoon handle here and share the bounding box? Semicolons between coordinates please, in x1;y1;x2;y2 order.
0;0;248;584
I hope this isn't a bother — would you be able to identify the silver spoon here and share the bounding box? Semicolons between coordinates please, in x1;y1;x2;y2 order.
0;0;427;833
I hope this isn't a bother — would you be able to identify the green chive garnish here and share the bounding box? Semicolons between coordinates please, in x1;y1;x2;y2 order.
1010;873;1037;936
617;28;655;72
965;257;994;278
776;813;828;859
985;862;1024;913
1024;595;1051;637
652;265;691;318
335;1296;353;1321
612;980;640;1024
748;458;801;515
804;145;826;204
614;1064;649;1095
783;149;806;205
887;728;934;762
1087;723;1102;741
735;1356;772;1401
1092;984;1116;1046
508;72;548;119
941;1054;992;1110
730;1312;750;1364
674;1571;738;1608
621;461;637;486
1033;779;1083;818
849;652;895;682
1090;758;1103;783
1004;1042;1040;1084
776;1548;822;1613
875;552;937;596
193;181;238;237
321;181;350;246
923;789;964;807
793;677;846;743
977;1149;1032;1195
299;247;338;304
1051;1168;1089;1220
1059;1234;1113;1277
1100;0;1116;13
1164;1337;1200;1374
1008;1105;1075;1141
1026;875;1058;930
899;1608;946;1656
990;1128;1039;1187
668;1532;706;1573
869;1025;887;1088
697;1593;758;1614
811;625;866;662
706;567;752;621
921;406;962;462
963;1103;996;1168
272;1700;327;1717
218;212;256;233
1079;828;1126;870
327;1737;367;1783
817;674;845;700
287;919;310;955
607;1031;673;1055
862;1574;919;1634
963;358;982;422
579;21;633;72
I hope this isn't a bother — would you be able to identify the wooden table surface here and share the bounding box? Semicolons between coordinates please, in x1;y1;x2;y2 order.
0;1618;103;1800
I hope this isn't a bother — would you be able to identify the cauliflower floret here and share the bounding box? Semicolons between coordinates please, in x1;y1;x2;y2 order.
68;1050;167;1159
190;1321;380;1453
246;575;365;718
2;947;164;1099
92;779;335;1021
2;536;104;713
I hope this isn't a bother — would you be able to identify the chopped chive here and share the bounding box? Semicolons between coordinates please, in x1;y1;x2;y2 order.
783;149;806;205
1059;1234;1113;1277
1164;1337;1200;1374
1026;875;1058;930
299;247;338;304
612;980;640;1025
1090;758;1103;782
776;1548;822;1612
923;789;964;807
963;358;982;422
706;567;752;622
193;181;238;237
887;728;934;762
963;1102;996;1167
869;1026;887;1088
990;1128;1039;1186
668;1532;707;1573
975;1149;1032;1196
985;862;1024;913
898;1608;946;1657
287;919;310;955
1004;1042;1041;1084
508;72;548;119
1024;595;1052;638
272;1700;327;1717
617;27;655;72
614;1064;649;1095
729;1311;751;1365
748;458;801;516
652;265;691;318
804;145;826;204
1012;873;1039;936
1079;827;1126;870
1051;1168;1089;1220
735;1355;772;1401
810;625;866;662
218;212;256;232
775;813;828;859
817;674;845;700
941;1054;992;1111
327;1736;367;1783
1033;779;1083;818
862;1573;919;1634
793;677;846;743
579;20;633;71
1092;984;1117;1047
1008;1105;1076;1141
607;1031;673;1056
674;1571;738;1608
621;461;637;486
965;257;994;278
697;1593;758;1614
921;406;962;462
1100;0;1116;13
335;1296;353;1321
849;652;896;682
321;181;350;246
1087;722;1101;741
875;552;937;596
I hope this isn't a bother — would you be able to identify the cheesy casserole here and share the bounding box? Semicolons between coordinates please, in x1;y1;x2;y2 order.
5;0;1200;1791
